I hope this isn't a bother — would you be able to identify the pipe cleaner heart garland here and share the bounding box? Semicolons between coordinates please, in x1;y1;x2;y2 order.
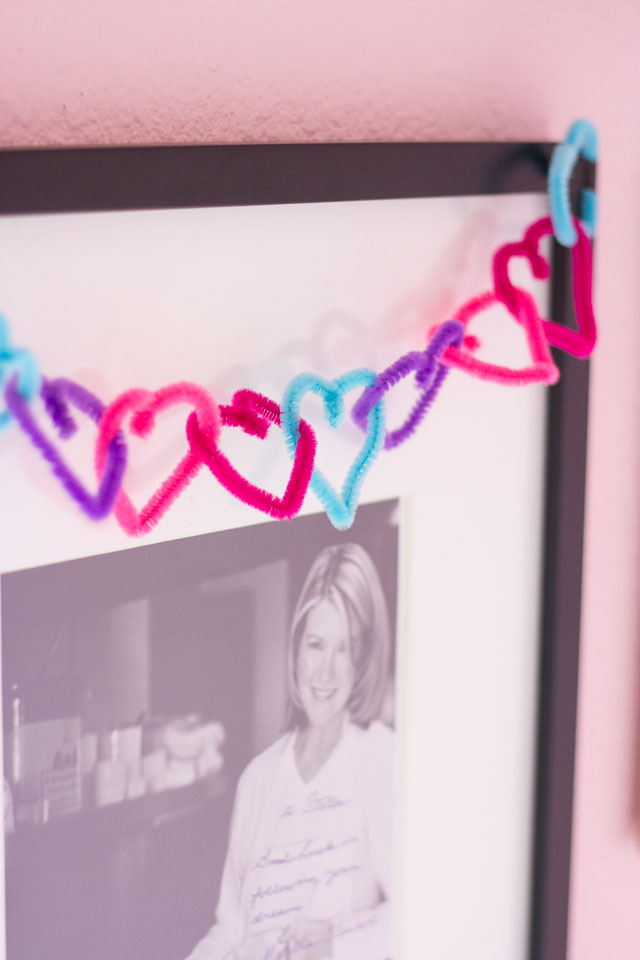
1;122;599;534
281;369;386;531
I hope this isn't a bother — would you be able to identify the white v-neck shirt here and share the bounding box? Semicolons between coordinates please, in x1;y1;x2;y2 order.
187;721;394;960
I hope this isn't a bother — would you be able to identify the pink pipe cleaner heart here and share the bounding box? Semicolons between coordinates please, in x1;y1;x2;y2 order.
187;389;316;521
438;289;559;386
95;381;221;537
492;215;596;358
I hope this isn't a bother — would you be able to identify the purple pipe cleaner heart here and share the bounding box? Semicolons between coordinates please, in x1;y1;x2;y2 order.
41;379;79;440
351;319;464;450
4;375;127;520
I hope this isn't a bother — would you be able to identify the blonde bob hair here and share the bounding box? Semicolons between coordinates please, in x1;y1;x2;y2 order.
285;543;391;728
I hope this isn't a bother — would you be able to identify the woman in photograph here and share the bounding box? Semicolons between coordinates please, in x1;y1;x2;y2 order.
186;543;394;960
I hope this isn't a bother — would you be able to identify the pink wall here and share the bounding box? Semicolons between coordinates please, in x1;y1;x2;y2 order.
2;1;640;956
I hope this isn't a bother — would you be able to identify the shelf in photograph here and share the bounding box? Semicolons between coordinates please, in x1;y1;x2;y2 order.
5;770;227;857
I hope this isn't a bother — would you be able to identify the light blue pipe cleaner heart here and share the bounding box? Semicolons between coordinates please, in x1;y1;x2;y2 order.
281;368;386;531
0;314;42;434
548;118;598;248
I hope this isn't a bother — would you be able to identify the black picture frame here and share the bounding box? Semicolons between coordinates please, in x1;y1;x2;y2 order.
0;141;593;960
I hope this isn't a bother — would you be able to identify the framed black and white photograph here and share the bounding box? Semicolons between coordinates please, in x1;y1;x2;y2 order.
0;141;591;960
1;499;399;960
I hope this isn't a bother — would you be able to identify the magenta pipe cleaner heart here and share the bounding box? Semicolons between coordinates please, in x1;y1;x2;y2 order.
4;376;127;519
187;389;316;521
351;319;464;449
492;215;596;358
